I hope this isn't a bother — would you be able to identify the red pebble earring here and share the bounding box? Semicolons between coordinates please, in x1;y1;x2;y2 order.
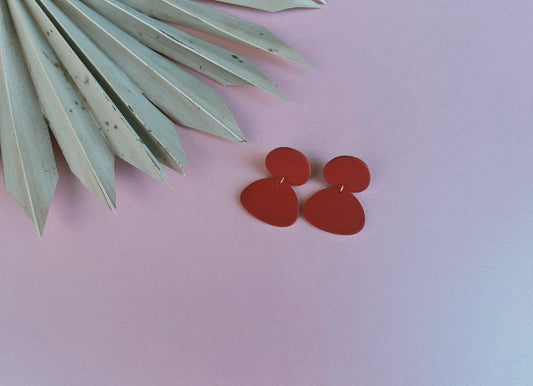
240;147;311;227
303;156;370;235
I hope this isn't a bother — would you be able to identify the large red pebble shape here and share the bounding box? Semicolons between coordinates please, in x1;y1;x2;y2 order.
302;187;366;235
323;156;370;192
265;147;311;186
240;178;300;227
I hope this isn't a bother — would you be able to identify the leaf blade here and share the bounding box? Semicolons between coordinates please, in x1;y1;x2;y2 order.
0;0;58;236
9;0;116;209
208;0;322;12
25;0;169;185
119;0;311;66
82;0;286;99
54;0;246;141
39;0;188;171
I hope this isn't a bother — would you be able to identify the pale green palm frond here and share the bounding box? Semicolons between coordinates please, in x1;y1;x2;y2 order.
0;0;322;235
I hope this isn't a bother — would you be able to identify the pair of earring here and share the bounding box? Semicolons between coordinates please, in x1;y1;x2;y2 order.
240;147;370;235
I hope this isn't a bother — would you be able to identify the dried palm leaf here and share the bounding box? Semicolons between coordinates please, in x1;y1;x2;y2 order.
209;0;325;13
0;0;57;237
120;0;312;65
0;0;322;235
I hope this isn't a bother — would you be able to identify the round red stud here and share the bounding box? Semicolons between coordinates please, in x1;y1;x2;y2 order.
302;187;365;235
240;178;299;227
265;147;310;186
323;156;370;193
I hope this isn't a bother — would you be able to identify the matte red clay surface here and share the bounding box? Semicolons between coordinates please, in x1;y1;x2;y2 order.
303;187;366;235
240;177;300;227
265;147;311;186
323;156;370;193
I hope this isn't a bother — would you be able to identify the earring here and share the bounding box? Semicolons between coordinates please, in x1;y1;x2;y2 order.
240;147;310;227
303;156;370;235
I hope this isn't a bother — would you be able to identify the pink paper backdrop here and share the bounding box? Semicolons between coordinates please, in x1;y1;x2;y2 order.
1;1;532;385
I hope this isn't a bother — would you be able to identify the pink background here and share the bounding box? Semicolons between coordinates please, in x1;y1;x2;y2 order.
1;1;532;385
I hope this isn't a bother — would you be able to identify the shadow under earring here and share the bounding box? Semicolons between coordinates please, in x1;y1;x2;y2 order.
240;147;310;227
303;156;370;235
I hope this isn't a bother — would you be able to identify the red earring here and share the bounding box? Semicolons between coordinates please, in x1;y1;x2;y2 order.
240;147;311;227
303;156;370;235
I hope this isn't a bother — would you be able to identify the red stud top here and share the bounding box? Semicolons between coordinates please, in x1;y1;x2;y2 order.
323;156;370;192
265;147;311;186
